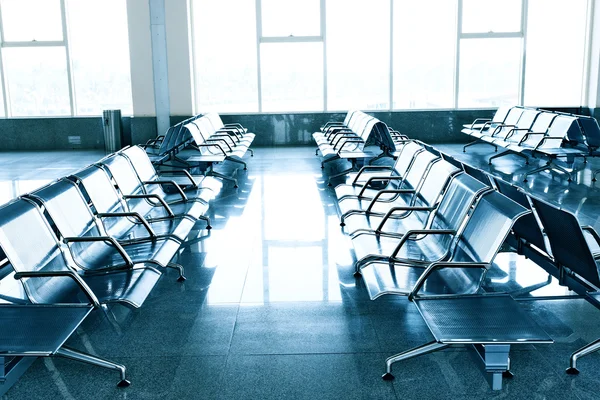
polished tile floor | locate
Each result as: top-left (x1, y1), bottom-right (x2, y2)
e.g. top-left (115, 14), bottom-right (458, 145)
top-left (1, 146), bottom-right (600, 399)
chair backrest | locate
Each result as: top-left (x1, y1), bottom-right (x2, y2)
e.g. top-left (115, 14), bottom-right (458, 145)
top-left (0, 199), bottom-right (77, 304)
top-left (28, 180), bottom-right (101, 239)
top-left (530, 112), bottom-right (557, 133)
top-left (452, 191), bottom-right (529, 264)
top-left (515, 109), bottom-right (540, 130)
top-left (429, 173), bottom-right (489, 238)
top-left (100, 154), bottom-right (144, 197)
top-left (546, 115), bottom-right (581, 143)
top-left (71, 166), bottom-right (126, 216)
top-left (205, 113), bottom-right (224, 131)
top-left (121, 146), bottom-right (159, 183)
top-left (184, 122), bottom-right (206, 146)
top-left (413, 159), bottom-right (461, 210)
top-left (529, 197), bottom-right (600, 287)
top-left (578, 116), bottom-right (600, 149)
top-left (492, 106), bottom-right (512, 123)
top-left (401, 150), bottom-right (439, 192)
top-left (498, 107), bottom-right (525, 129)
top-left (392, 141), bottom-right (424, 177)
top-left (462, 163), bottom-right (492, 186)
top-left (493, 178), bottom-right (546, 251)
top-left (344, 110), bottom-right (358, 126)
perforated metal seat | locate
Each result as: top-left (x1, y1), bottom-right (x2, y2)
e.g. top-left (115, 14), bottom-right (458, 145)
top-left (342, 159), bottom-right (461, 236)
top-left (0, 199), bottom-right (161, 309)
top-left (27, 180), bottom-right (187, 280)
top-left (0, 304), bottom-right (131, 387)
top-left (351, 173), bottom-right (488, 270)
top-left (102, 154), bottom-right (211, 225)
top-left (122, 145), bottom-right (222, 196)
top-left (338, 151), bottom-right (439, 222)
top-left (71, 166), bottom-right (196, 243)
top-left (334, 141), bottom-right (424, 200)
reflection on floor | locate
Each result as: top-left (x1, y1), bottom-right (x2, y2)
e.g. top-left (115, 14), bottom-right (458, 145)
top-left (1, 146), bottom-right (600, 400)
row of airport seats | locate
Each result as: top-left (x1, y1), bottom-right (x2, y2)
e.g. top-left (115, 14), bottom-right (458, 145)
top-left (332, 138), bottom-right (600, 390)
top-left (0, 145), bottom-right (226, 389)
top-left (462, 106), bottom-right (600, 182)
top-left (143, 113), bottom-right (254, 188)
top-left (313, 110), bottom-right (408, 176)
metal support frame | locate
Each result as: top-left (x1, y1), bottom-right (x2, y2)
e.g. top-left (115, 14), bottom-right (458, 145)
top-left (0, 356), bottom-right (37, 396)
top-left (522, 159), bottom-right (573, 183)
top-left (472, 344), bottom-right (512, 391)
top-left (56, 347), bottom-right (130, 387)
top-left (463, 140), bottom-right (497, 153)
top-left (488, 150), bottom-right (529, 165)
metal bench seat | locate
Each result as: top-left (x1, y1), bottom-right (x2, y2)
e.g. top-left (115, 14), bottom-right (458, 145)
top-left (526, 196), bottom-right (600, 374)
top-left (317, 110), bottom-right (358, 135)
top-left (489, 111), bottom-right (557, 165)
top-left (26, 181), bottom-right (187, 281)
top-left (0, 304), bottom-right (131, 387)
top-left (386, 294), bottom-right (552, 390)
top-left (463, 107), bottom-right (525, 152)
top-left (373, 192), bottom-right (535, 390)
top-left (101, 155), bottom-right (211, 226)
top-left (341, 159), bottom-right (461, 236)
top-left (351, 174), bottom-right (488, 270)
top-left (106, 152), bottom-right (214, 206)
top-left (0, 199), bottom-right (161, 309)
top-left (334, 141), bottom-right (424, 201)
top-left (123, 145), bottom-right (223, 195)
top-left (462, 106), bottom-right (511, 132)
top-left (338, 151), bottom-right (439, 224)
top-left (70, 166), bottom-right (196, 244)
top-left (121, 146), bottom-right (221, 204)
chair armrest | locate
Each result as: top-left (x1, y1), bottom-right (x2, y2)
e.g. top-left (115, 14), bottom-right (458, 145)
top-left (143, 180), bottom-right (188, 202)
top-left (337, 139), bottom-right (364, 152)
top-left (197, 143), bottom-right (227, 156)
top-left (359, 176), bottom-right (404, 196)
top-left (352, 166), bottom-right (393, 184)
top-left (207, 137), bottom-right (233, 152)
top-left (375, 206), bottom-right (436, 233)
top-left (123, 194), bottom-right (175, 218)
top-left (408, 261), bottom-right (489, 301)
top-left (14, 271), bottom-right (101, 307)
top-left (63, 236), bottom-right (134, 268)
top-left (160, 169), bottom-right (198, 188)
top-left (518, 132), bottom-right (546, 146)
top-left (96, 212), bottom-right (156, 238)
top-left (391, 229), bottom-right (456, 258)
top-left (534, 136), bottom-right (565, 150)
top-left (469, 118), bottom-right (491, 129)
top-left (365, 189), bottom-right (416, 212)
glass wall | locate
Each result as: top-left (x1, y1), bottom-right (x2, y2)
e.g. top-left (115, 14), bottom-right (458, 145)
top-left (191, 0), bottom-right (592, 113)
top-left (0, 0), bottom-right (133, 117)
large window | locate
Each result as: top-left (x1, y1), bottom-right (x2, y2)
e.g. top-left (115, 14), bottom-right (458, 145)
top-left (191, 0), bottom-right (592, 113)
top-left (0, 0), bottom-right (133, 117)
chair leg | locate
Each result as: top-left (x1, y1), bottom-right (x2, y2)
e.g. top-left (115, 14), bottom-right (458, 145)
top-left (56, 347), bottom-right (130, 387)
top-left (593, 169), bottom-right (600, 182)
top-left (248, 149), bottom-right (254, 157)
top-left (167, 262), bottom-right (186, 282)
top-left (198, 214), bottom-right (212, 230)
top-left (566, 338), bottom-right (600, 375)
top-left (382, 341), bottom-right (449, 380)
top-left (225, 156), bottom-right (247, 171)
top-left (488, 150), bottom-right (529, 165)
top-left (208, 170), bottom-right (238, 189)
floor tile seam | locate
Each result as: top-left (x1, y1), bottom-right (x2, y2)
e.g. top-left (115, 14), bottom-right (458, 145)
top-left (224, 351), bottom-right (391, 357)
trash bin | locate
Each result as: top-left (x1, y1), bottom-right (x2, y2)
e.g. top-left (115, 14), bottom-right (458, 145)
top-left (102, 109), bottom-right (123, 154)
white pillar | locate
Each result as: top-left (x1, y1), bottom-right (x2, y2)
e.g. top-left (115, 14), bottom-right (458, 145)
top-left (165, 0), bottom-right (194, 116)
top-left (149, 0), bottom-right (171, 136)
top-left (126, 0), bottom-right (156, 117)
